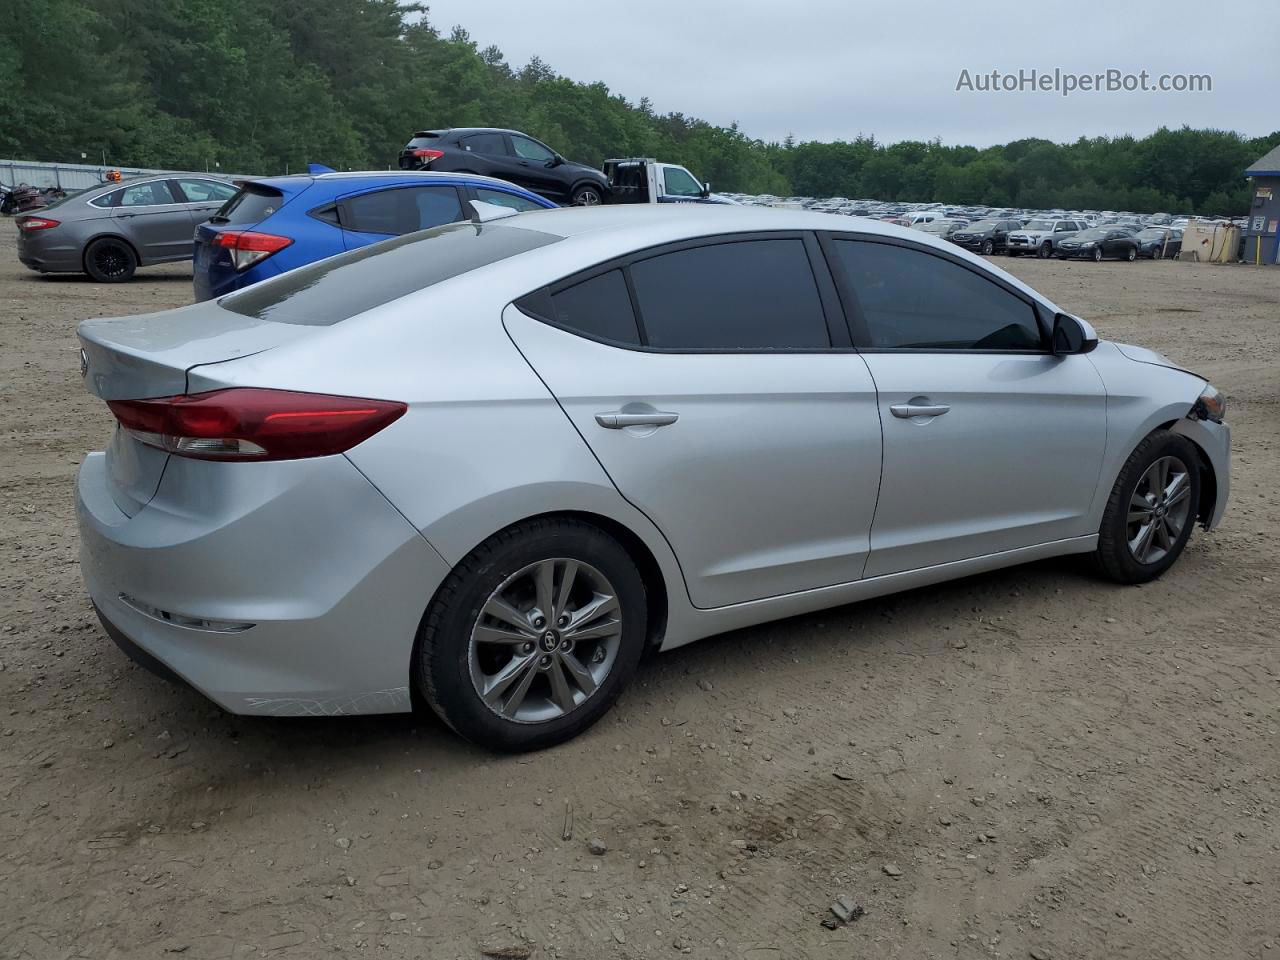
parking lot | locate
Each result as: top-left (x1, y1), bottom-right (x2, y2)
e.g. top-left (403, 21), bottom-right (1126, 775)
top-left (0, 217), bottom-right (1277, 959)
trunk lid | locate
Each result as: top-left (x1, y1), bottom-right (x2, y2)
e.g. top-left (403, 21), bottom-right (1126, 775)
top-left (78, 300), bottom-right (314, 515)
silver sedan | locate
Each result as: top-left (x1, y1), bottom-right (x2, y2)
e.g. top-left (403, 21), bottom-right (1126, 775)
top-left (76, 206), bottom-right (1230, 750)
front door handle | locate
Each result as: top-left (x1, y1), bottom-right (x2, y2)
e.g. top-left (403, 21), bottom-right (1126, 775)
top-left (889, 403), bottom-right (951, 419)
top-left (595, 411), bottom-right (679, 429)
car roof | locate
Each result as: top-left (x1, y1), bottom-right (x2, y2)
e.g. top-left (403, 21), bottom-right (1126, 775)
top-left (246, 169), bottom-right (550, 197)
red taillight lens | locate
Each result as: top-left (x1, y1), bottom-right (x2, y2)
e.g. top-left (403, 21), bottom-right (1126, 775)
top-left (17, 217), bottom-right (59, 231)
top-left (107, 388), bottom-right (407, 461)
top-left (411, 149), bottom-right (444, 164)
top-left (212, 230), bottom-right (292, 271)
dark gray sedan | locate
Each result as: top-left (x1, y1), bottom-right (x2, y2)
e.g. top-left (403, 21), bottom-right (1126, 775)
top-left (15, 174), bottom-right (237, 282)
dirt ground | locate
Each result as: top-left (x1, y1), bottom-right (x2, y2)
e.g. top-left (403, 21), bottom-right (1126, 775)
top-left (0, 219), bottom-right (1277, 960)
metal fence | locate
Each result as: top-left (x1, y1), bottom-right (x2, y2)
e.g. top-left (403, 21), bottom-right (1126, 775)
top-left (0, 158), bottom-right (251, 190)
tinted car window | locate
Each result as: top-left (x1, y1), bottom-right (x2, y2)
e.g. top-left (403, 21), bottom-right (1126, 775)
top-left (213, 184), bottom-right (284, 225)
top-left (222, 222), bottom-right (560, 326)
top-left (173, 178), bottom-right (237, 203)
top-left (343, 186), bottom-right (465, 236)
top-left (474, 188), bottom-right (545, 212)
top-left (511, 136), bottom-right (555, 162)
top-left (120, 181), bottom-right (175, 206)
top-left (833, 239), bottom-right (1043, 351)
top-left (550, 270), bottom-right (641, 345)
top-left (462, 133), bottom-right (508, 155)
top-left (630, 239), bottom-right (829, 350)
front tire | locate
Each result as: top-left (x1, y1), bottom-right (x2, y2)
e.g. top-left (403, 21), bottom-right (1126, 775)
top-left (570, 184), bottom-right (603, 206)
top-left (84, 237), bottom-right (137, 282)
top-left (1092, 247), bottom-right (1104, 262)
top-left (1038, 241), bottom-right (1053, 259)
top-left (981, 239), bottom-right (994, 255)
top-left (415, 518), bottom-right (646, 752)
top-left (1126, 246), bottom-right (1137, 262)
top-left (1094, 430), bottom-right (1201, 584)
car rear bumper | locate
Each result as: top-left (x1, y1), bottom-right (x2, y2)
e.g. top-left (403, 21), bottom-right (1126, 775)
top-left (76, 449), bottom-right (450, 715)
top-left (16, 233), bottom-right (82, 273)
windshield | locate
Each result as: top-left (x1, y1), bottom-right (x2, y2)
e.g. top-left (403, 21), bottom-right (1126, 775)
top-left (1022, 219), bottom-right (1053, 231)
top-left (1073, 228), bottom-right (1109, 240)
top-left (966, 220), bottom-right (999, 230)
top-left (1137, 228), bottom-right (1167, 239)
top-left (221, 221), bottom-right (561, 325)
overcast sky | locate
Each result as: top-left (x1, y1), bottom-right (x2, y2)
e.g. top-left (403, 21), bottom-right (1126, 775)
top-left (421, 1), bottom-right (1275, 147)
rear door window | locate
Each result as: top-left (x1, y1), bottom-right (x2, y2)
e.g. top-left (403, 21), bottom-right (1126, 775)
top-left (629, 239), bottom-right (830, 349)
top-left (462, 133), bottom-right (509, 156)
top-left (831, 239), bottom-right (1043, 351)
top-left (342, 186), bottom-right (465, 236)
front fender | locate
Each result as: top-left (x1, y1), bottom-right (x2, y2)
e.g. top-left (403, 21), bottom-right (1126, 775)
top-left (1170, 417), bottom-right (1230, 529)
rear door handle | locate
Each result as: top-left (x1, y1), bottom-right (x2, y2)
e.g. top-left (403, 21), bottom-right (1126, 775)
top-left (595, 411), bottom-right (679, 429)
top-left (890, 403), bottom-right (951, 419)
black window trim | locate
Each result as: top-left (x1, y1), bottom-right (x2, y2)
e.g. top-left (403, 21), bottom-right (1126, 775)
top-left (334, 183), bottom-right (469, 237)
top-left (514, 230), bottom-right (855, 354)
top-left (816, 231), bottom-right (1053, 354)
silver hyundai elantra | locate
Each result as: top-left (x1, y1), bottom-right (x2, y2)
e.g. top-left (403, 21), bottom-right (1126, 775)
top-left (76, 205), bottom-right (1230, 751)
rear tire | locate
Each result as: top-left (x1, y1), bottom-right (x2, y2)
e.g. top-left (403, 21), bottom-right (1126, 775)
top-left (1094, 430), bottom-right (1201, 584)
top-left (84, 237), bottom-right (137, 282)
top-left (415, 518), bottom-right (646, 752)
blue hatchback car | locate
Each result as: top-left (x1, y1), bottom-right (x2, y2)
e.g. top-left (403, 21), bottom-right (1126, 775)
top-left (192, 171), bottom-right (555, 301)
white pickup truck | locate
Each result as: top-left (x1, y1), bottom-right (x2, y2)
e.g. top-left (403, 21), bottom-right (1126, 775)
top-left (602, 158), bottom-right (735, 205)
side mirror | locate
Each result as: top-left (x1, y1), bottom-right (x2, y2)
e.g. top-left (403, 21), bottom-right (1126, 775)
top-left (548, 154), bottom-right (564, 168)
top-left (700, 182), bottom-right (711, 198)
top-left (1052, 312), bottom-right (1099, 355)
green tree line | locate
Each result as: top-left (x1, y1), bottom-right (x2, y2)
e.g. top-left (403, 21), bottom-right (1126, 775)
top-left (2, 0), bottom-right (1275, 215)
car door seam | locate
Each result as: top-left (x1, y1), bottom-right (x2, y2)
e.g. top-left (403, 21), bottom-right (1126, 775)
top-left (857, 354), bottom-right (887, 580)
top-left (499, 311), bottom-right (699, 607)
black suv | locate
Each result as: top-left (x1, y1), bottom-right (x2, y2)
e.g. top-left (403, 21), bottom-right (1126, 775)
top-left (948, 218), bottom-right (1023, 255)
top-left (398, 128), bottom-right (609, 206)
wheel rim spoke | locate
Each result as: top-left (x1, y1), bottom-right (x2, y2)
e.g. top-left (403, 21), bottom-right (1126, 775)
top-left (552, 560), bottom-right (578, 621)
top-left (564, 617), bottom-right (621, 642)
top-left (559, 650), bottom-right (598, 696)
top-left (483, 653), bottom-right (537, 707)
top-left (500, 658), bottom-right (540, 717)
top-left (566, 593), bottom-right (619, 633)
top-left (473, 623), bottom-right (535, 645)
top-left (533, 560), bottom-right (555, 624)
top-left (546, 656), bottom-right (576, 714)
top-left (483, 596), bottom-right (533, 634)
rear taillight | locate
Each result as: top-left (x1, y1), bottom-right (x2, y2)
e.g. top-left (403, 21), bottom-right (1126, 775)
top-left (107, 388), bottom-right (407, 461)
top-left (17, 217), bottom-right (59, 231)
top-left (213, 230), bottom-right (292, 271)
top-left (411, 149), bottom-right (444, 164)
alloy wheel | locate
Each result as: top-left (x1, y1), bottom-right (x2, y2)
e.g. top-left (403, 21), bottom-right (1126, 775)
top-left (93, 243), bottom-right (129, 279)
top-left (468, 558), bottom-right (622, 723)
top-left (574, 188), bottom-right (601, 206)
top-left (1127, 455), bottom-right (1192, 565)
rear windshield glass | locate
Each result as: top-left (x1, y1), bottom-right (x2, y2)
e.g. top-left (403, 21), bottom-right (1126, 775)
top-left (212, 184), bottom-right (284, 225)
top-left (220, 221), bottom-right (560, 325)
